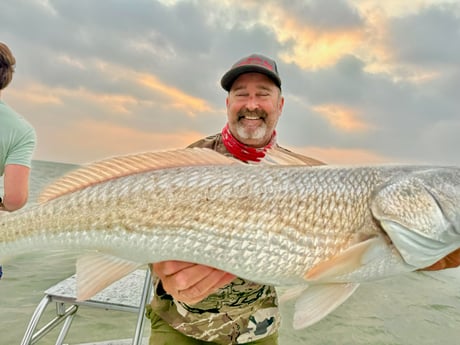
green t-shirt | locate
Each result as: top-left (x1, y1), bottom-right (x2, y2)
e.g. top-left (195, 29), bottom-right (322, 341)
top-left (0, 100), bottom-right (36, 176)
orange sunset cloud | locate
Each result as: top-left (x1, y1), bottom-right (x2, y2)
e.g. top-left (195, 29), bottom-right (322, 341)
top-left (312, 104), bottom-right (373, 132)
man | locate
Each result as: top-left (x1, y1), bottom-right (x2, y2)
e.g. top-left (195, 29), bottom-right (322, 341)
top-left (0, 42), bottom-right (37, 279)
top-left (146, 53), bottom-right (322, 345)
top-left (147, 53), bottom-right (460, 345)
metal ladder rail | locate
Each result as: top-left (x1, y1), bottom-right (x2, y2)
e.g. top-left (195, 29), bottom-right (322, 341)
top-left (132, 268), bottom-right (152, 345)
top-left (20, 296), bottom-right (79, 345)
top-left (19, 269), bottom-right (153, 345)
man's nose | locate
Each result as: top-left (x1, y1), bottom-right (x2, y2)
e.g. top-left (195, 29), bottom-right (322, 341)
top-left (245, 96), bottom-right (259, 110)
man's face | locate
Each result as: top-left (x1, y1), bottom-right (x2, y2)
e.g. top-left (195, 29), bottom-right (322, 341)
top-left (226, 73), bottom-right (284, 147)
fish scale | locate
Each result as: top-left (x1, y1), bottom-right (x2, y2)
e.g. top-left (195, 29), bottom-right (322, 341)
top-left (1, 149), bottom-right (460, 328)
top-left (0, 165), bottom-right (420, 274)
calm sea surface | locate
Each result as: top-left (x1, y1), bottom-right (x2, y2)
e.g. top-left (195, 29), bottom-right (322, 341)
top-left (1, 160), bottom-right (459, 345)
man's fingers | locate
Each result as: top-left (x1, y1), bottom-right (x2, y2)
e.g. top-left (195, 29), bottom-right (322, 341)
top-left (444, 248), bottom-right (460, 268)
top-left (153, 260), bottom-right (196, 277)
top-left (166, 264), bottom-right (215, 291)
top-left (152, 260), bottom-right (237, 304)
top-left (212, 273), bottom-right (237, 290)
top-left (421, 248), bottom-right (460, 271)
top-left (179, 270), bottom-right (235, 302)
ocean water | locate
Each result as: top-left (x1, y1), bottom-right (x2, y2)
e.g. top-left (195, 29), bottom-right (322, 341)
top-left (1, 160), bottom-right (460, 345)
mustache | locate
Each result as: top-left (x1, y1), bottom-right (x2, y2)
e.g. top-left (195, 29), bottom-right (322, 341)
top-left (237, 108), bottom-right (267, 119)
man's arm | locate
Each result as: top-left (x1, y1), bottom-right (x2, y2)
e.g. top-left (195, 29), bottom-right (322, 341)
top-left (1, 164), bottom-right (30, 211)
top-left (152, 261), bottom-right (236, 305)
top-left (151, 136), bottom-right (237, 304)
top-left (421, 248), bottom-right (460, 271)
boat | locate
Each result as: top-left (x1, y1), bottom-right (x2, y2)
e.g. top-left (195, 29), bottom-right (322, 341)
top-left (20, 269), bottom-right (152, 345)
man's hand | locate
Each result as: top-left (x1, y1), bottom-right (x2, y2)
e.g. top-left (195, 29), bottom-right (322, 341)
top-left (421, 248), bottom-right (460, 271)
top-left (152, 261), bottom-right (236, 305)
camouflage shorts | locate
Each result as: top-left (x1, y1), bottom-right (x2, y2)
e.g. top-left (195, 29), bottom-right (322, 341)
top-left (146, 304), bottom-right (278, 345)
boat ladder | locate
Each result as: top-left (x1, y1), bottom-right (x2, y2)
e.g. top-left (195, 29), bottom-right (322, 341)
top-left (20, 269), bottom-right (152, 345)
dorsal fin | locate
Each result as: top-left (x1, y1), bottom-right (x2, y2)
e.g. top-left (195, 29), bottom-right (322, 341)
top-left (262, 148), bottom-right (318, 165)
top-left (38, 148), bottom-right (239, 203)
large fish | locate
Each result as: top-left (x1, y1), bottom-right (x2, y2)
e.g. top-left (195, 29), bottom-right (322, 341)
top-left (1, 148), bottom-right (460, 329)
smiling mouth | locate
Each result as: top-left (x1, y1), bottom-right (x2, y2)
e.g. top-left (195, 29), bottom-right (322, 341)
top-left (239, 115), bottom-right (263, 120)
top-left (238, 109), bottom-right (267, 121)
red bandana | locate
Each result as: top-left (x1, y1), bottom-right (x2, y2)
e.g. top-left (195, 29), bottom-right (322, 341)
top-left (221, 123), bottom-right (276, 162)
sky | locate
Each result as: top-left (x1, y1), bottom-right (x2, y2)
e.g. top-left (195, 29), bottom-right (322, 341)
top-left (1, 0), bottom-right (459, 166)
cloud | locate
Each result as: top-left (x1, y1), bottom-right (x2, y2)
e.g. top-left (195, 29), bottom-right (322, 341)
top-left (291, 145), bottom-right (394, 165)
top-left (138, 74), bottom-right (213, 116)
top-left (385, 4), bottom-right (460, 69)
top-left (311, 104), bottom-right (373, 132)
top-left (32, 118), bottom-right (203, 164)
top-left (1, 0), bottom-right (459, 166)
top-left (231, 0), bottom-right (367, 69)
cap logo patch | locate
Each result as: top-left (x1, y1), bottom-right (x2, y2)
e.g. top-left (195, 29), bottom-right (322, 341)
top-left (236, 56), bottom-right (274, 71)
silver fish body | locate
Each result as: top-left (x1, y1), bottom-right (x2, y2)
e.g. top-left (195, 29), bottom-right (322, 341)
top-left (1, 149), bottom-right (460, 328)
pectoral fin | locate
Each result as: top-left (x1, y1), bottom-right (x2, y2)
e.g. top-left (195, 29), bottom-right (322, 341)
top-left (76, 253), bottom-right (142, 301)
top-left (293, 283), bottom-right (359, 329)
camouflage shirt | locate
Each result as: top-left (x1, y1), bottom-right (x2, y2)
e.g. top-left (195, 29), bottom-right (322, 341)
top-left (150, 133), bottom-right (324, 344)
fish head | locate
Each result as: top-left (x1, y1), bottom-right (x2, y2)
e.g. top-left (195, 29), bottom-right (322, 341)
top-left (371, 167), bottom-right (460, 268)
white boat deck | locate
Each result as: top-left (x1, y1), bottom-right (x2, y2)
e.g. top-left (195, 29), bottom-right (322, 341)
top-left (44, 270), bottom-right (148, 312)
top-left (21, 269), bottom-right (153, 345)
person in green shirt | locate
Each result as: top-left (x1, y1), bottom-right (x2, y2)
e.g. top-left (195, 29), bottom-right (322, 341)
top-left (0, 42), bottom-right (36, 278)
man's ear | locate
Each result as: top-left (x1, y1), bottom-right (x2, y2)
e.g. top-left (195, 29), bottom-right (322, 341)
top-left (278, 95), bottom-right (285, 113)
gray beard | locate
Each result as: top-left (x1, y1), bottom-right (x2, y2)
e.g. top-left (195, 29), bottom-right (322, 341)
top-left (235, 122), bottom-right (267, 141)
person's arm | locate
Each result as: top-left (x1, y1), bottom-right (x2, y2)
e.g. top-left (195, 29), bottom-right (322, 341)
top-left (152, 261), bottom-right (236, 305)
top-left (421, 248), bottom-right (460, 271)
top-left (150, 136), bottom-right (236, 304)
top-left (1, 164), bottom-right (30, 211)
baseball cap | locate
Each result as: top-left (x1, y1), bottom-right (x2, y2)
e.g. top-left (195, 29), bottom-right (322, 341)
top-left (220, 54), bottom-right (281, 91)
